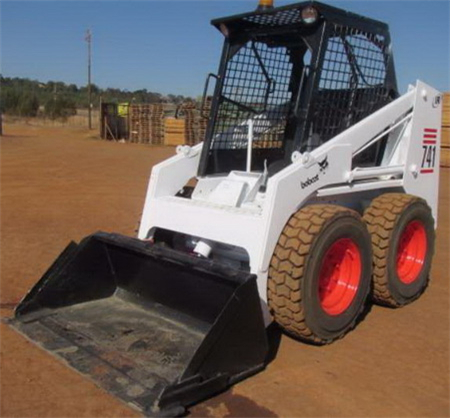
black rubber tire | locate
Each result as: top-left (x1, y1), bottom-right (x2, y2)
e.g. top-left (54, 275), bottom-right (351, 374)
top-left (363, 193), bottom-right (435, 308)
top-left (267, 205), bottom-right (372, 345)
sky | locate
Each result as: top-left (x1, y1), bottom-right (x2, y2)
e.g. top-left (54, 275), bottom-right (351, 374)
top-left (1, 0), bottom-right (449, 97)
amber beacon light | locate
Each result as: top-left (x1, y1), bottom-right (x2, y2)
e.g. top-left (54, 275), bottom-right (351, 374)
top-left (257, 0), bottom-right (274, 10)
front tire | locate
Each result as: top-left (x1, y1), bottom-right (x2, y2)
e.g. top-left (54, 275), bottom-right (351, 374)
top-left (268, 205), bottom-right (372, 345)
top-left (363, 193), bottom-right (435, 307)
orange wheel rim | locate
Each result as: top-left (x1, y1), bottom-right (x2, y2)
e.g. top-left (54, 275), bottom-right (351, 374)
top-left (318, 238), bottom-right (361, 316)
top-left (396, 220), bottom-right (427, 284)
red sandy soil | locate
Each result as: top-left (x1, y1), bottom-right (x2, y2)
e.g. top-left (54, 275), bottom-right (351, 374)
top-left (1, 123), bottom-right (449, 417)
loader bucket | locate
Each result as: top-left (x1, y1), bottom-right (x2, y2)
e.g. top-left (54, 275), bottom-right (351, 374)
top-left (8, 232), bottom-right (269, 416)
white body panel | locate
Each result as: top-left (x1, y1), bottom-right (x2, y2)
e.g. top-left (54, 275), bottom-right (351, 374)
top-left (138, 81), bottom-right (442, 304)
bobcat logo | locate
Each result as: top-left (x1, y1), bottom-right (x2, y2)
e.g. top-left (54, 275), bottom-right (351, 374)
top-left (301, 156), bottom-right (329, 189)
top-left (318, 156), bottom-right (329, 173)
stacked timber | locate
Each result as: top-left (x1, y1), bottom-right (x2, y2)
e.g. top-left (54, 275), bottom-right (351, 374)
top-left (182, 101), bottom-right (198, 146)
top-left (174, 100), bottom-right (211, 146)
top-left (441, 93), bottom-right (450, 167)
top-left (150, 104), bottom-right (165, 145)
top-left (161, 100), bottom-right (211, 146)
top-left (198, 97), bottom-right (212, 143)
top-left (129, 104), bottom-right (151, 143)
top-left (129, 104), bottom-right (165, 144)
top-left (165, 118), bottom-right (185, 146)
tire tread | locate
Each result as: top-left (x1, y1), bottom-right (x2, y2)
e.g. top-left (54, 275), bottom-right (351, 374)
top-left (363, 193), bottom-right (431, 307)
top-left (268, 205), bottom-right (364, 344)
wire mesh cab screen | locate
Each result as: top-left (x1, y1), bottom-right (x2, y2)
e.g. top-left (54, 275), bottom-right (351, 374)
top-left (306, 24), bottom-right (391, 159)
top-left (200, 1), bottom-right (397, 176)
top-left (205, 40), bottom-right (294, 175)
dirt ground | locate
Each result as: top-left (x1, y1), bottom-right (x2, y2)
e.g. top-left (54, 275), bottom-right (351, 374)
top-left (1, 123), bottom-right (449, 418)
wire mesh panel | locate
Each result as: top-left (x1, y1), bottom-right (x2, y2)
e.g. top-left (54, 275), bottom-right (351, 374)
top-left (200, 3), bottom-right (398, 175)
top-left (242, 8), bottom-right (303, 28)
top-left (211, 41), bottom-right (293, 153)
top-left (306, 24), bottom-right (390, 151)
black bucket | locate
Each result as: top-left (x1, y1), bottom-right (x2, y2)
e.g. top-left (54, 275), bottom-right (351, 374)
top-left (8, 232), bottom-right (269, 416)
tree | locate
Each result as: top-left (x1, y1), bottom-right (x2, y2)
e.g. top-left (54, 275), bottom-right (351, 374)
top-left (44, 97), bottom-right (77, 120)
top-left (1, 89), bottom-right (20, 114)
top-left (0, 89), bottom-right (39, 117)
top-left (67, 84), bottom-right (78, 93)
top-left (18, 93), bottom-right (39, 117)
top-left (0, 75), bottom-right (190, 112)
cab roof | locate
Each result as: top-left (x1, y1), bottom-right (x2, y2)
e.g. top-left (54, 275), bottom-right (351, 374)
top-left (211, 1), bottom-right (389, 37)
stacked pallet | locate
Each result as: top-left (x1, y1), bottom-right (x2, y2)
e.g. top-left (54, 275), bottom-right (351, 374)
top-left (441, 93), bottom-right (450, 167)
top-left (150, 104), bottom-right (165, 145)
top-left (182, 101), bottom-right (198, 146)
top-left (198, 97), bottom-right (212, 143)
top-left (165, 118), bottom-right (185, 146)
top-left (129, 104), bottom-right (165, 144)
top-left (129, 104), bottom-right (151, 143)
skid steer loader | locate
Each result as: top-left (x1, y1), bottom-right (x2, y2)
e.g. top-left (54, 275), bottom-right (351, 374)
top-left (8, 0), bottom-right (442, 416)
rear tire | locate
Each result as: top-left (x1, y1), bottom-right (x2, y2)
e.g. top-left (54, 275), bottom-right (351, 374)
top-left (363, 193), bottom-right (435, 307)
top-left (268, 205), bottom-right (372, 345)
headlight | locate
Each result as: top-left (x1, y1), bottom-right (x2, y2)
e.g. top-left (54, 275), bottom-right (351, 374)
top-left (219, 23), bottom-right (230, 37)
top-left (301, 6), bottom-right (319, 24)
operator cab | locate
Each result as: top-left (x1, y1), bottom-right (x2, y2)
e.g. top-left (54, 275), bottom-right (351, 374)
top-left (199, 1), bottom-right (398, 177)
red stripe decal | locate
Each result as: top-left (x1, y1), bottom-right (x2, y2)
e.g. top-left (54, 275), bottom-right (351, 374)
top-left (424, 128), bottom-right (438, 133)
top-left (420, 169), bottom-right (434, 174)
top-left (423, 140), bottom-right (437, 145)
top-left (423, 134), bottom-right (437, 139)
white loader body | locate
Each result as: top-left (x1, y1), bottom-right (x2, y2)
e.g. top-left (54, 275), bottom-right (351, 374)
top-left (11, 3), bottom-right (444, 414)
top-left (139, 80), bottom-right (442, 304)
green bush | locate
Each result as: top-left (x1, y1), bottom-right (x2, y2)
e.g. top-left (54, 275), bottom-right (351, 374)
top-left (18, 93), bottom-right (39, 117)
top-left (1, 89), bottom-right (20, 113)
top-left (0, 90), bottom-right (39, 117)
top-left (44, 97), bottom-right (77, 120)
